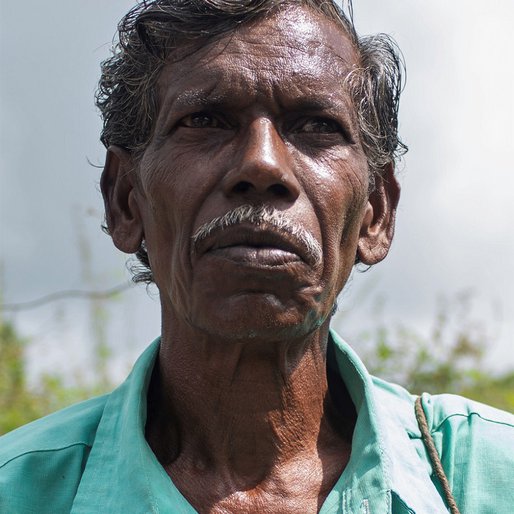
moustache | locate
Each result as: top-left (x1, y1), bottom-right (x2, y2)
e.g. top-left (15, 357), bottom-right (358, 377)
top-left (191, 204), bottom-right (322, 267)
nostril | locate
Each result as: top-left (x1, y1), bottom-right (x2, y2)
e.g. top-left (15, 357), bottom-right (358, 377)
top-left (228, 180), bottom-right (293, 199)
top-left (268, 183), bottom-right (289, 197)
top-left (233, 181), bottom-right (252, 194)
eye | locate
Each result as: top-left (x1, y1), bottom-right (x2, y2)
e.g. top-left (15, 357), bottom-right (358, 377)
top-left (178, 112), bottom-right (226, 129)
top-left (293, 117), bottom-right (341, 134)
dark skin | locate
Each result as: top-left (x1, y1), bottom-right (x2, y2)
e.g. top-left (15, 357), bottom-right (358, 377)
top-left (102, 6), bottom-right (400, 514)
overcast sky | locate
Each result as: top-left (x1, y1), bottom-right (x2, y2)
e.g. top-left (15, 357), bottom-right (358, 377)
top-left (1, 0), bottom-right (513, 382)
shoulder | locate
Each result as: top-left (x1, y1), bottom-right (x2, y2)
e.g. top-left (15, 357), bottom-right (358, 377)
top-left (370, 376), bottom-right (514, 438)
top-left (372, 377), bottom-right (514, 512)
top-left (419, 392), bottom-right (514, 465)
top-left (420, 390), bottom-right (514, 429)
top-left (0, 393), bottom-right (108, 464)
top-left (419, 392), bottom-right (514, 471)
top-left (371, 378), bottom-right (514, 511)
top-left (0, 394), bottom-right (108, 513)
top-left (421, 392), bottom-right (514, 512)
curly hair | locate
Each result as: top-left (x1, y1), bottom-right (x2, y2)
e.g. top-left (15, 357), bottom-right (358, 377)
top-left (97, 0), bottom-right (407, 283)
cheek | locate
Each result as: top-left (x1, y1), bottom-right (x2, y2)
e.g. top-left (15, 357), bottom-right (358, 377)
top-left (137, 165), bottom-right (195, 307)
top-left (312, 165), bottom-right (369, 290)
top-left (326, 162), bottom-right (369, 240)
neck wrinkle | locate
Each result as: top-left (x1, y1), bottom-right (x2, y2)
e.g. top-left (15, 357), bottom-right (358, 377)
top-left (146, 313), bottom-right (349, 486)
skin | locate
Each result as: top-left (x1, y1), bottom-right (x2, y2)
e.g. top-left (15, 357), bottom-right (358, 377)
top-left (102, 6), bottom-right (399, 513)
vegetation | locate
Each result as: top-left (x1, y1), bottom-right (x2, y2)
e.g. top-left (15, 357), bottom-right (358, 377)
top-left (356, 293), bottom-right (514, 412)
top-left (0, 291), bottom-right (512, 435)
top-left (0, 320), bottom-right (112, 435)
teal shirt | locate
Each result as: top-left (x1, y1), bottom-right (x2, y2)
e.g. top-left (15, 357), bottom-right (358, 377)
top-left (1, 332), bottom-right (513, 513)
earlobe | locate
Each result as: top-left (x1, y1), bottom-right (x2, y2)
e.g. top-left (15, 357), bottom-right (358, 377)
top-left (101, 146), bottom-right (144, 254)
top-left (357, 163), bottom-right (400, 265)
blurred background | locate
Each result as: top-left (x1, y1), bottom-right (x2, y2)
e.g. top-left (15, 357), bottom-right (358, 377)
top-left (1, 0), bottom-right (513, 432)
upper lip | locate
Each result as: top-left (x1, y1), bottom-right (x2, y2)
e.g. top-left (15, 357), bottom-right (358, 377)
top-left (193, 224), bottom-right (311, 264)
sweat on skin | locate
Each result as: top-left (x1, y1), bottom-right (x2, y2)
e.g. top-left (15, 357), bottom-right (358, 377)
top-left (101, 6), bottom-right (399, 513)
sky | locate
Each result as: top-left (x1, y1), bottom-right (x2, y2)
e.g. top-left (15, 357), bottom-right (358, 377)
top-left (1, 0), bottom-right (513, 383)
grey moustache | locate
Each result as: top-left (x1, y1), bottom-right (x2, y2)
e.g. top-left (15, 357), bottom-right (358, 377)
top-left (191, 204), bottom-right (322, 266)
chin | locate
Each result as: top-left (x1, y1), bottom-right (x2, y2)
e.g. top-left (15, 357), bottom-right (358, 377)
top-left (190, 290), bottom-right (329, 342)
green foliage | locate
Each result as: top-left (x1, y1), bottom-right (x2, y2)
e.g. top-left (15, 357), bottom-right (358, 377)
top-left (0, 213), bottom-right (120, 435)
top-left (0, 322), bottom-right (39, 433)
top-left (1, 291), bottom-right (512, 436)
top-left (357, 293), bottom-right (514, 412)
top-left (0, 320), bottom-right (112, 436)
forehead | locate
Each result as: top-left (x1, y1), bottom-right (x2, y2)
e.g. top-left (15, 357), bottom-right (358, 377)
top-left (155, 6), bottom-right (360, 113)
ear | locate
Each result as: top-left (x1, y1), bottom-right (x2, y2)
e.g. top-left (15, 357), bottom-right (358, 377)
top-left (100, 146), bottom-right (144, 254)
top-left (357, 163), bottom-right (401, 265)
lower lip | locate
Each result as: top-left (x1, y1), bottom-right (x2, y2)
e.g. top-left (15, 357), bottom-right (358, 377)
top-left (208, 246), bottom-right (301, 266)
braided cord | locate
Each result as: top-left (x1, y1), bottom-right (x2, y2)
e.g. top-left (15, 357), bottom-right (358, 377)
top-left (415, 396), bottom-right (461, 514)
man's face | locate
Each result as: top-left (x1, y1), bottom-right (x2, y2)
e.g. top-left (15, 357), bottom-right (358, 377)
top-left (107, 7), bottom-right (397, 341)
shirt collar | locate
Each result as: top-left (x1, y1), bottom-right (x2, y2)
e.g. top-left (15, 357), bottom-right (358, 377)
top-left (328, 331), bottom-right (448, 514)
top-left (71, 338), bottom-right (193, 513)
top-left (72, 333), bottom-right (448, 514)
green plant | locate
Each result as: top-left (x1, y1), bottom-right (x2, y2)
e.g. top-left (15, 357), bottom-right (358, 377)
top-left (354, 293), bottom-right (514, 411)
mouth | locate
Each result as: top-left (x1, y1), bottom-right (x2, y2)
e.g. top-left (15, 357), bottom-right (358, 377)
top-left (195, 225), bottom-right (312, 267)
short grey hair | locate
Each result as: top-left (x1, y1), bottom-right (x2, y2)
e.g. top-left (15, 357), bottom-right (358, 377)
top-left (97, 0), bottom-right (407, 283)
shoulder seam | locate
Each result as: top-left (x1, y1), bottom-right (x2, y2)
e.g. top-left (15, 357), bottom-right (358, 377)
top-left (432, 411), bottom-right (514, 432)
top-left (0, 441), bottom-right (92, 471)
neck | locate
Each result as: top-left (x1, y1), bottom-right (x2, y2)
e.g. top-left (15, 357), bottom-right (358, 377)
top-left (145, 311), bottom-right (355, 497)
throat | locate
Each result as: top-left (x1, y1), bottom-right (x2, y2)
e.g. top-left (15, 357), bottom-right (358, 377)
top-left (144, 330), bottom-right (356, 511)
top-left (145, 350), bottom-right (356, 480)
top-left (147, 393), bottom-right (354, 514)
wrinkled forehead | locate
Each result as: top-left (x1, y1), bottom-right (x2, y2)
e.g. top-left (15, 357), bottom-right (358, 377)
top-left (155, 6), bottom-right (360, 108)
top-left (221, 5), bottom-right (360, 64)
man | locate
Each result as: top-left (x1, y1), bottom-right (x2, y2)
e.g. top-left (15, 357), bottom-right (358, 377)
top-left (1, 1), bottom-right (513, 513)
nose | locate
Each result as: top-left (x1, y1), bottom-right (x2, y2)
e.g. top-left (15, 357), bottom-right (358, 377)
top-left (222, 118), bottom-right (301, 203)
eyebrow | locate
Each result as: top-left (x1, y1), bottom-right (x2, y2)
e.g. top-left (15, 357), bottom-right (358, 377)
top-left (279, 97), bottom-right (343, 113)
top-left (166, 87), bottom-right (229, 113)
top-left (168, 89), bottom-right (347, 114)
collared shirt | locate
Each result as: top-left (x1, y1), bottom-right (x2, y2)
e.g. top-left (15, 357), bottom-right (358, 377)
top-left (0, 332), bottom-right (513, 513)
